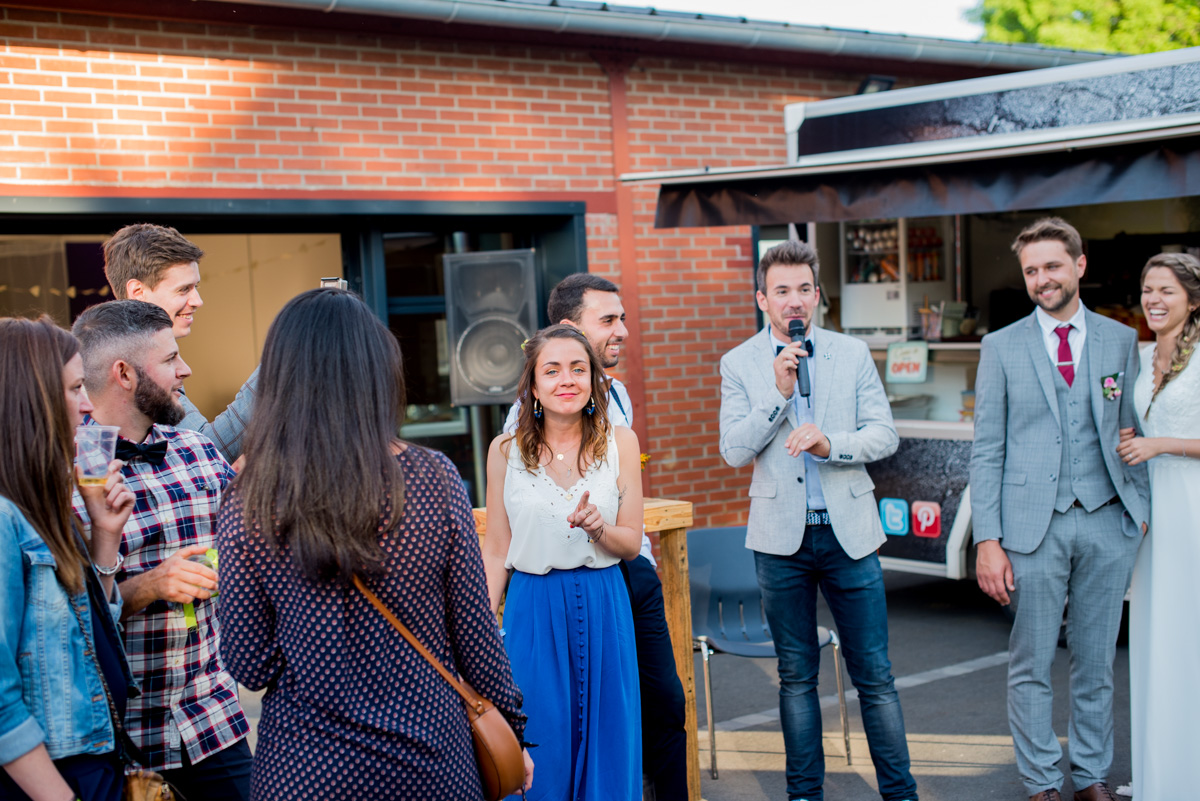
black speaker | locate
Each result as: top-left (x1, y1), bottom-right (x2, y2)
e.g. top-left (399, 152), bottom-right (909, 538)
top-left (443, 249), bottom-right (539, 406)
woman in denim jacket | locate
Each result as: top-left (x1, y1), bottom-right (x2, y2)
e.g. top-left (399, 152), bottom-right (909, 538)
top-left (0, 317), bottom-right (135, 801)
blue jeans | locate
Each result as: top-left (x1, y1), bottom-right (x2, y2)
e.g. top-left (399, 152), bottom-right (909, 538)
top-left (754, 524), bottom-right (917, 801)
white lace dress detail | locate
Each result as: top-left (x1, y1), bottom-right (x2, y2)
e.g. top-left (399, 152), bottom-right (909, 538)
top-left (1129, 344), bottom-right (1200, 801)
top-left (502, 433), bottom-right (621, 574)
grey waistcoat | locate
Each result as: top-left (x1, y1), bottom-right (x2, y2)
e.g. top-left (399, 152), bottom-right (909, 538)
top-left (1053, 344), bottom-right (1119, 513)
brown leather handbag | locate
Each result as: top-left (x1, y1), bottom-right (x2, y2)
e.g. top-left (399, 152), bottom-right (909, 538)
top-left (123, 770), bottom-right (175, 801)
top-left (354, 576), bottom-right (525, 801)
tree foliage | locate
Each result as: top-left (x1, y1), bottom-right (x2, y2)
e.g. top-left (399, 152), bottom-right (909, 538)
top-left (970, 0), bottom-right (1200, 53)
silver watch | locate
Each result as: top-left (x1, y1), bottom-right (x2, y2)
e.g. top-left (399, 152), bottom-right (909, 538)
top-left (93, 551), bottom-right (125, 576)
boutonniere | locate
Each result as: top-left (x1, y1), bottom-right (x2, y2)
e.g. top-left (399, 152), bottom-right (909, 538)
top-left (1101, 372), bottom-right (1123, 401)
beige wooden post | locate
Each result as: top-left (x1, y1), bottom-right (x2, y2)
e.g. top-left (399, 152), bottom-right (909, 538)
top-left (475, 498), bottom-right (700, 801)
top-left (642, 499), bottom-right (699, 801)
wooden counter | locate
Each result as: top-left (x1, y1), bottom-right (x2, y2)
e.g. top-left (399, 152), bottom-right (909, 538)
top-left (474, 498), bottom-right (700, 801)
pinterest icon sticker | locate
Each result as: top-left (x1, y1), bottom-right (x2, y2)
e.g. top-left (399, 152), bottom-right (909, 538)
top-left (911, 501), bottom-right (942, 538)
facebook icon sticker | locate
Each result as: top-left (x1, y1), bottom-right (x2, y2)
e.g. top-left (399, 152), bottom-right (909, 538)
top-left (879, 498), bottom-right (909, 536)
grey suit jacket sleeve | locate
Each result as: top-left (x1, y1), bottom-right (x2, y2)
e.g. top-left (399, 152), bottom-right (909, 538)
top-left (970, 335), bottom-right (1006, 544)
top-left (718, 352), bottom-right (792, 468)
top-left (823, 340), bottom-right (899, 465)
top-left (177, 366), bottom-right (259, 462)
top-left (1117, 331), bottom-right (1151, 527)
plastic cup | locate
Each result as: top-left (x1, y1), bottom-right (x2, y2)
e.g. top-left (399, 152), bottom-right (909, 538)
top-left (75, 425), bottom-right (120, 486)
top-left (187, 549), bottom-right (219, 599)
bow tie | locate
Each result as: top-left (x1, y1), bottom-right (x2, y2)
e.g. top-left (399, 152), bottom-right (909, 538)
top-left (776, 341), bottom-right (814, 356)
top-left (115, 438), bottom-right (169, 466)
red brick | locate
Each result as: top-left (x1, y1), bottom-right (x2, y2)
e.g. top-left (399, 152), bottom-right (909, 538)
top-left (0, 16), bottom-right (959, 528)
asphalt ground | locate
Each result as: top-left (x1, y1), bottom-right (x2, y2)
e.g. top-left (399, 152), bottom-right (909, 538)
top-left (691, 572), bottom-right (1132, 801)
top-left (238, 572), bottom-right (1133, 801)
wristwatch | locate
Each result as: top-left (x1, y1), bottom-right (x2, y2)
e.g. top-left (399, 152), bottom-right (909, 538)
top-left (93, 551), bottom-right (125, 576)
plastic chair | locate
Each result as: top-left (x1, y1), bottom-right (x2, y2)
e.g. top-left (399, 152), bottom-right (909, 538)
top-left (688, 526), bottom-right (851, 779)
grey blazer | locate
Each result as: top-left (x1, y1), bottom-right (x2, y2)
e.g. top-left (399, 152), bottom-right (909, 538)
top-left (719, 326), bottom-right (899, 560)
top-left (970, 309), bottom-right (1150, 554)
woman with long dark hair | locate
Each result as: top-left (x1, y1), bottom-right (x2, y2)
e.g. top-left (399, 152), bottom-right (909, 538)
top-left (216, 288), bottom-right (529, 800)
top-left (1118, 253), bottom-right (1200, 800)
top-left (482, 324), bottom-right (644, 800)
top-left (0, 316), bottom-right (135, 801)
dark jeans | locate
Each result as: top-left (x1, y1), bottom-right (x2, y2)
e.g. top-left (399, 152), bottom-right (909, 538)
top-left (158, 737), bottom-right (252, 801)
top-left (754, 524), bottom-right (917, 801)
top-left (620, 554), bottom-right (689, 801)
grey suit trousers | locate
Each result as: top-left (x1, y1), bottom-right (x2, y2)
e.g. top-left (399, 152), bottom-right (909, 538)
top-left (1006, 502), bottom-right (1139, 795)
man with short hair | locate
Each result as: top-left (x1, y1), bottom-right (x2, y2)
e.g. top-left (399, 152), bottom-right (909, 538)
top-left (719, 240), bottom-right (917, 801)
top-left (971, 217), bottom-right (1150, 801)
top-left (503, 272), bottom-right (688, 801)
top-left (103, 223), bottom-right (257, 461)
top-left (72, 300), bottom-right (252, 800)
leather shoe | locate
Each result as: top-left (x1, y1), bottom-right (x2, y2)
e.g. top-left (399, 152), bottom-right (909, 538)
top-left (1074, 783), bottom-right (1120, 801)
top-left (1030, 790), bottom-right (1062, 801)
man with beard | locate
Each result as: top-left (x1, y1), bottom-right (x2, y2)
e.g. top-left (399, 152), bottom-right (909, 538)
top-left (103, 223), bottom-right (257, 461)
top-left (72, 300), bottom-right (252, 801)
top-left (502, 273), bottom-right (689, 800)
top-left (971, 217), bottom-right (1149, 801)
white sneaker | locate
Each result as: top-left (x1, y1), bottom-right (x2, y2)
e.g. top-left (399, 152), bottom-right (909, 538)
top-left (1115, 784), bottom-right (1133, 798)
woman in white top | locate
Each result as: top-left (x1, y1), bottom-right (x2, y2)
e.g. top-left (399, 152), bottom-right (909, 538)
top-left (1118, 252), bottom-right (1200, 801)
top-left (483, 324), bottom-right (644, 800)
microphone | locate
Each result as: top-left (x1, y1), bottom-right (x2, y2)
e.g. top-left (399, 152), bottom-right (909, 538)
top-left (787, 319), bottom-right (812, 399)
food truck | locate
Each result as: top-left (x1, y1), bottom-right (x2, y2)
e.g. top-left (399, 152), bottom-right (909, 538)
top-left (627, 46), bottom-right (1200, 579)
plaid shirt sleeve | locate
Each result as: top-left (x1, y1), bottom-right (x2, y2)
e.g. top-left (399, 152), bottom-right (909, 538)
top-left (176, 367), bottom-right (259, 463)
top-left (74, 426), bottom-right (247, 770)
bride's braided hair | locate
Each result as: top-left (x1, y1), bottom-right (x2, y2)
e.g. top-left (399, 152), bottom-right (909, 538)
top-left (1143, 252), bottom-right (1200, 418)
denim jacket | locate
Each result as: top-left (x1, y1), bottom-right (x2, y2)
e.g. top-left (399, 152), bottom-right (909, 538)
top-left (0, 495), bottom-right (134, 764)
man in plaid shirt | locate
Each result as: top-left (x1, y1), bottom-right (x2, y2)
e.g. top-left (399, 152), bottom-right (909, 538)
top-left (72, 300), bottom-right (252, 800)
top-left (102, 222), bottom-right (257, 462)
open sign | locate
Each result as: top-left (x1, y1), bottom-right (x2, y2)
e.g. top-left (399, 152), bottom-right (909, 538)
top-left (885, 341), bottom-right (928, 384)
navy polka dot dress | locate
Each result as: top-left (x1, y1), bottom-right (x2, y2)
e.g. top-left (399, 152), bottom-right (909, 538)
top-left (216, 448), bottom-right (525, 801)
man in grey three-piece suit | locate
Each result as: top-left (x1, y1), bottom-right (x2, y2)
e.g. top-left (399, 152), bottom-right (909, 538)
top-left (971, 218), bottom-right (1150, 801)
top-left (719, 240), bottom-right (918, 801)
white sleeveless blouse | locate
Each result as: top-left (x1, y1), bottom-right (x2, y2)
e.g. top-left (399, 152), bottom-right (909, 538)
top-left (502, 433), bottom-right (621, 574)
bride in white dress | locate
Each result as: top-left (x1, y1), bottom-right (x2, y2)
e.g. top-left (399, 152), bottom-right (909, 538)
top-left (1117, 252), bottom-right (1200, 801)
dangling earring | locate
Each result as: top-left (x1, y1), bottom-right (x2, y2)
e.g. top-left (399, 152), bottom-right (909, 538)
top-left (532, 398), bottom-right (543, 420)
top-left (584, 396), bottom-right (595, 415)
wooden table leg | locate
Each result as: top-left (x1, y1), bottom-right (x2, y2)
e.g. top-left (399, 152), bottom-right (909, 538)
top-left (657, 525), bottom-right (700, 801)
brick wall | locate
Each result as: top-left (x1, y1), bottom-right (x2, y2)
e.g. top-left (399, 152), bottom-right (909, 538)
top-left (1, 7), bottom-right (946, 530)
top-left (0, 7), bottom-right (616, 190)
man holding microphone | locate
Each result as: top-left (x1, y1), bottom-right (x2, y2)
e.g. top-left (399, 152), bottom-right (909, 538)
top-left (718, 240), bottom-right (918, 801)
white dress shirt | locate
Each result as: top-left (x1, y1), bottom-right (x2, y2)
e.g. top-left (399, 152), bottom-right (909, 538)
top-left (1035, 303), bottom-right (1088, 369)
top-left (768, 327), bottom-right (828, 511)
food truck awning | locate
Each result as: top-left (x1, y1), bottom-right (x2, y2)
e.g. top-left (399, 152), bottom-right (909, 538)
top-left (623, 47), bottom-right (1200, 227)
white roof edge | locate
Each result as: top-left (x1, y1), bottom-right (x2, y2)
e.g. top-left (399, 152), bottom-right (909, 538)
top-left (206, 0), bottom-right (1108, 71)
top-left (791, 46), bottom-right (1200, 119)
top-left (621, 113), bottom-right (1200, 185)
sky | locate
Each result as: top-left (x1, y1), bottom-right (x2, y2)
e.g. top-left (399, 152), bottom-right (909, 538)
top-left (629, 0), bottom-right (985, 42)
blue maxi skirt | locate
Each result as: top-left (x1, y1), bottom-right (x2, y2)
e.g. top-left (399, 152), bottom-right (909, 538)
top-left (505, 565), bottom-right (642, 800)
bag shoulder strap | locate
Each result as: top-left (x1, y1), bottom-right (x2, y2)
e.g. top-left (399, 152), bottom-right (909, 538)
top-left (352, 575), bottom-right (487, 714)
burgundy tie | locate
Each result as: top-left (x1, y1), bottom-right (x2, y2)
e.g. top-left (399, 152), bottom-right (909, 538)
top-left (1054, 325), bottom-right (1074, 386)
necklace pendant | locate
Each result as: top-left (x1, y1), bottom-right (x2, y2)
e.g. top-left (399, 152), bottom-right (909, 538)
top-left (556, 453), bottom-right (565, 461)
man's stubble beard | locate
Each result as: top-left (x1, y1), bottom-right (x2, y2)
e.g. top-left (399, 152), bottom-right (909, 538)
top-left (1030, 283), bottom-right (1078, 314)
top-left (133, 365), bottom-right (186, 426)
